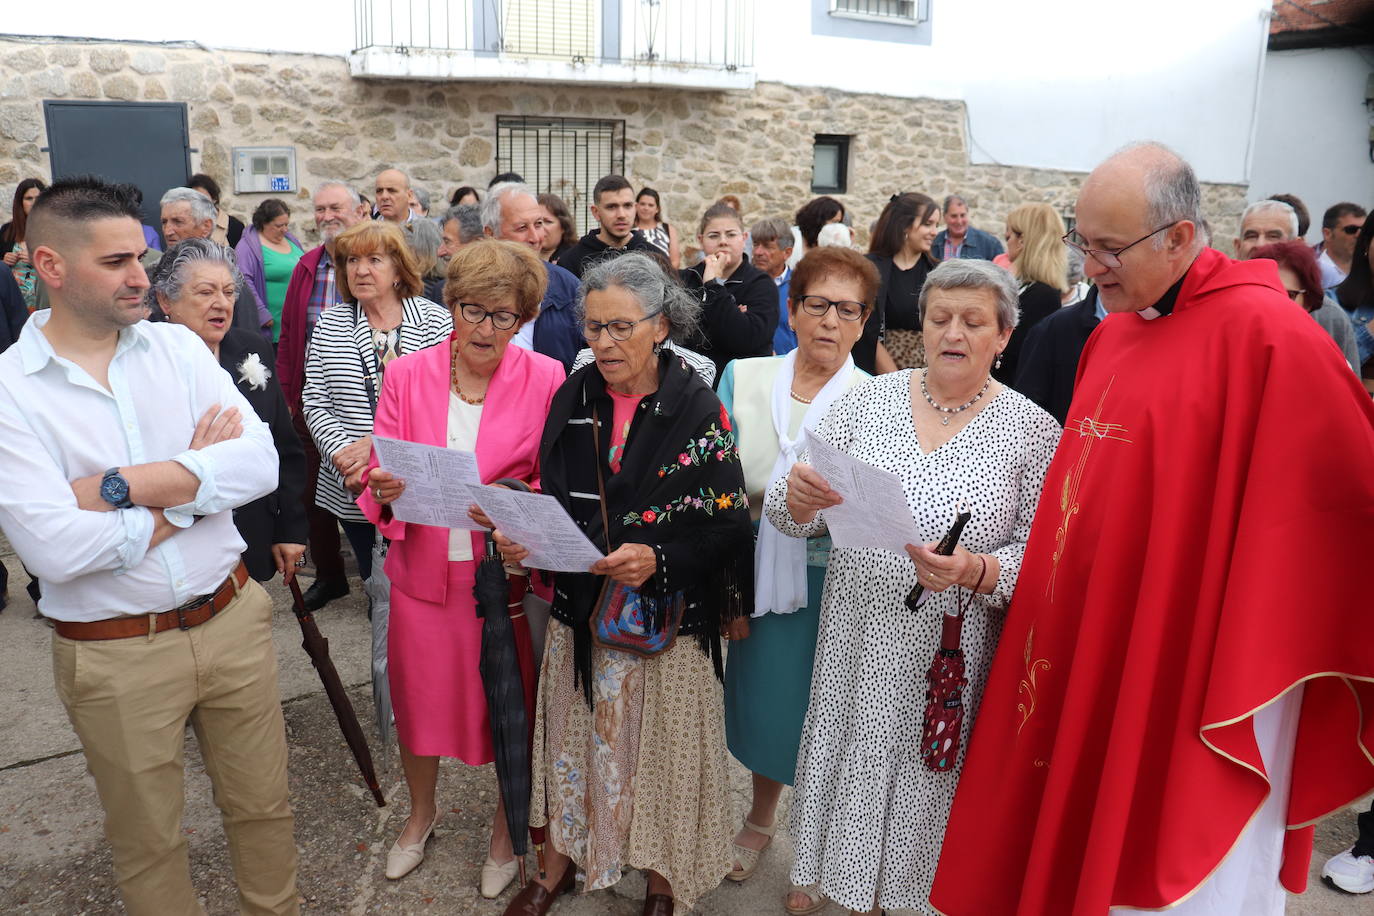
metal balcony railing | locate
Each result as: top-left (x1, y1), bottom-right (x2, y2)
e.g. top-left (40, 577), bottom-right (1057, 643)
top-left (354, 0), bottom-right (754, 72)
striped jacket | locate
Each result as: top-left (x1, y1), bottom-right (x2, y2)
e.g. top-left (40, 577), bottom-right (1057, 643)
top-left (303, 296), bottom-right (452, 519)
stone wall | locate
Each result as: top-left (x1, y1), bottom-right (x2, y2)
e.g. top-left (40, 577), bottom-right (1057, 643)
top-left (0, 37), bottom-right (1246, 251)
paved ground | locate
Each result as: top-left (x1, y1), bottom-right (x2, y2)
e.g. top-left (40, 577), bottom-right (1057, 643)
top-left (1, 546), bottom-right (1370, 915)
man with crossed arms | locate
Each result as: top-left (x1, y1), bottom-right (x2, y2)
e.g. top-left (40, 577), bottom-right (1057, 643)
top-left (0, 176), bottom-right (297, 915)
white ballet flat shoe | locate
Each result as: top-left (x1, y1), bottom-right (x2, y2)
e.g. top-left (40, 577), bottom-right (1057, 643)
top-left (479, 855), bottom-right (520, 898)
top-left (385, 816), bottom-right (438, 880)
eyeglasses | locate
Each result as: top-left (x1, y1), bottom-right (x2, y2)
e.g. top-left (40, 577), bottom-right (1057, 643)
top-left (795, 295), bottom-right (869, 322)
top-left (702, 230), bottom-right (743, 243)
top-left (582, 307), bottom-right (663, 342)
top-left (1339, 224), bottom-right (1363, 236)
top-left (456, 303), bottom-right (521, 331)
top-left (1062, 222), bottom-right (1179, 269)
top-left (1285, 288), bottom-right (1306, 301)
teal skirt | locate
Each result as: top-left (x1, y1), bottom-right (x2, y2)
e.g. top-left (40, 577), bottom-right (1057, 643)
top-left (724, 563), bottom-right (826, 786)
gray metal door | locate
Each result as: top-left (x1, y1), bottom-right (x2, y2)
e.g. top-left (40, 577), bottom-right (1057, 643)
top-left (43, 101), bottom-right (191, 234)
top-left (496, 115), bottom-right (625, 236)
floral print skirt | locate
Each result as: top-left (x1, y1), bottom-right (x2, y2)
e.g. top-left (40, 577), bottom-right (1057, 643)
top-left (530, 620), bottom-right (733, 910)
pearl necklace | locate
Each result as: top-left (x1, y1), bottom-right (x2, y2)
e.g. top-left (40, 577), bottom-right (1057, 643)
top-left (450, 351), bottom-right (486, 405)
top-left (921, 371), bottom-right (991, 425)
top-left (790, 388), bottom-right (813, 404)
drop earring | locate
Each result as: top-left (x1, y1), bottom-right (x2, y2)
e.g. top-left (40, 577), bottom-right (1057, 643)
top-left (994, 353), bottom-right (1003, 370)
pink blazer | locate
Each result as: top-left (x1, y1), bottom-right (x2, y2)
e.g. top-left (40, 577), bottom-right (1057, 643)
top-left (358, 337), bottom-right (566, 605)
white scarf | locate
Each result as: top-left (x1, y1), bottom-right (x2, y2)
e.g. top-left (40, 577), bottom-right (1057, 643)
top-left (753, 350), bottom-right (855, 617)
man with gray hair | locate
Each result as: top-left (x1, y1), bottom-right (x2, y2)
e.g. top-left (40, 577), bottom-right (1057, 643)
top-left (274, 179), bottom-right (368, 611)
top-left (750, 216), bottom-right (796, 353)
top-left (374, 168), bottom-right (413, 224)
top-left (159, 187), bottom-right (269, 336)
top-left (933, 194), bottom-right (1004, 261)
top-left (482, 181), bottom-right (581, 368)
top-left (933, 141), bottom-right (1374, 916)
top-left (409, 186), bottom-right (431, 220)
top-left (438, 204), bottom-right (483, 261)
top-left (1228, 199), bottom-right (1359, 373)
top-left (1233, 198), bottom-right (1297, 261)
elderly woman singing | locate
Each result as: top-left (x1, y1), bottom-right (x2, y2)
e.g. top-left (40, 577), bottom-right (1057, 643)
top-left (359, 240), bottom-right (566, 893)
top-left (764, 259), bottom-right (1061, 916)
top-left (495, 253), bottom-right (753, 916)
top-left (716, 247), bottom-right (876, 914)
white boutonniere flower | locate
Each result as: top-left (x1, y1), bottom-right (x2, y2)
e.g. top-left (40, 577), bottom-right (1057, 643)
top-left (237, 352), bottom-right (271, 391)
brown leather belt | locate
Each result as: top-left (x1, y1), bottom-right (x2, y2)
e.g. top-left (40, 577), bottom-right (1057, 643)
top-left (54, 562), bottom-right (251, 641)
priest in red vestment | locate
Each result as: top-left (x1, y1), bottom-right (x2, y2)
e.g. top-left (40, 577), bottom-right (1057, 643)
top-left (930, 142), bottom-right (1374, 915)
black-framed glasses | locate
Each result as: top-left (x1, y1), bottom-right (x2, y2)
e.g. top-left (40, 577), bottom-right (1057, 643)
top-left (1062, 222), bottom-right (1179, 269)
top-left (582, 307), bottom-right (663, 342)
top-left (1339, 223), bottom-right (1364, 236)
top-left (456, 302), bottom-right (521, 330)
top-left (795, 295), bottom-right (869, 322)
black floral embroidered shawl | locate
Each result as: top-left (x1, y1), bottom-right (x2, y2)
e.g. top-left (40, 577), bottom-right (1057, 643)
top-left (539, 350), bottom-right (754, 701)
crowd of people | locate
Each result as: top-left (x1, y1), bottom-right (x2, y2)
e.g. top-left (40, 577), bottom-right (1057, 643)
top-left (0, 141), bottom-right (1371, 916)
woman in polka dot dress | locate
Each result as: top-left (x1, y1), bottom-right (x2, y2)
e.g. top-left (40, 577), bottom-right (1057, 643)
top-left (764, 259), bottom-right (1060, 915)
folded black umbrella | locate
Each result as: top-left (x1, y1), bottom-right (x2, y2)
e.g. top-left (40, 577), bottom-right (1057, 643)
top-left (474, 531), bottom-right (539, 883)
top-left (288, 576), bottom-right (386, 807)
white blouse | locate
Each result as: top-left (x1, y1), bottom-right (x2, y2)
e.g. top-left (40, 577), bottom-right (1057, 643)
top-left (446, 392), bottom-right (483, 562)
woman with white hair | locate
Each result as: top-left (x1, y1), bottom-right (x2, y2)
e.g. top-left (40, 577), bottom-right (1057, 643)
top-left (765, 259), bottom-right (1061, 916)
top-left (496, 252), bottom-right (753, 916)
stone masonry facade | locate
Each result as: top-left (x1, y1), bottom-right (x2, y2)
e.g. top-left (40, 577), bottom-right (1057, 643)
top-left (0, 37), bottom-right (1247, 251)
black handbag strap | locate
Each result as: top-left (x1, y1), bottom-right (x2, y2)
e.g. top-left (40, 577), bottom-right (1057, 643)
top-left (590, 405), bottom-right (613, 555)
top-left (356, 305), bottom-right (380, 417)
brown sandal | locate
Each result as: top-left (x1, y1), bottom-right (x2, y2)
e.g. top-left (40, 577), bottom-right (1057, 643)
top-left (502, 866), bottom-right (575, 916)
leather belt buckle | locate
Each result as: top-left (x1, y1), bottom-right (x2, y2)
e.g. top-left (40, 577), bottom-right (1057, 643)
top-left (175, 606), bottom-right (192, 630)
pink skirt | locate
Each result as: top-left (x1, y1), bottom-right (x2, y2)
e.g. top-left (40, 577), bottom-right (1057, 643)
top-left (388, 560), bottom-right (494, 764)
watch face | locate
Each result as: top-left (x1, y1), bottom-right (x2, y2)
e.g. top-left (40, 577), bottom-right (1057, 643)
top-left (101, 474), bottom-right (130, 507)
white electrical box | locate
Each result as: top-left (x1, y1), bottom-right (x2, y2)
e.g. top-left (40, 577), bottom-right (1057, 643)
top-left (233, 147), bottom-right (297, 194)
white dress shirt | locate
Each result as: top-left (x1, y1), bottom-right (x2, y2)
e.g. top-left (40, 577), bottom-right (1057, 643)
top-left (0, 313), bottom-right (278, 622)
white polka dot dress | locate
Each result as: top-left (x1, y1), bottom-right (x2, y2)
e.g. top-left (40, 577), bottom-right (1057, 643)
top-left (763, 369), bottom-right (1060, 913)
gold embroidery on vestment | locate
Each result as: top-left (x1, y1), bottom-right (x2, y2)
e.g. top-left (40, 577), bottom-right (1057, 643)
top-left (1047, 376), bottom-right (1132, 601)
top-left (1017, 625), bottom-right (1051, 735)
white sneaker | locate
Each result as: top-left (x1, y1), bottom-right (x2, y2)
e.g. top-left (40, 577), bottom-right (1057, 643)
top-left (1322, 847), bottom-right (1374, 894)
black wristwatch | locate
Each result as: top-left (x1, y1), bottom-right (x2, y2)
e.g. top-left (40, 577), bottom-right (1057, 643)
top-left (99, 467), bottom-right (133, 510)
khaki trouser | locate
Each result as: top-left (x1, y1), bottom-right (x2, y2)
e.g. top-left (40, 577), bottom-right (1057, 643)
top-left (52, 578), bottom-right (299, 916)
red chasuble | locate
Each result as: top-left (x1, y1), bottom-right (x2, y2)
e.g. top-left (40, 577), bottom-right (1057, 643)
top-left (930, 247), bottom-right (1374, 914)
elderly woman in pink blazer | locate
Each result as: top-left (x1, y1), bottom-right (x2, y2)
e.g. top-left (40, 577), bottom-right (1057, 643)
top-left (359, 240), bottom-right (565, 895)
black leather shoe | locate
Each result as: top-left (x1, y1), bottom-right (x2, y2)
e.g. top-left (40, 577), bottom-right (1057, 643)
top-left (302, 577), bottom-right (349, 611)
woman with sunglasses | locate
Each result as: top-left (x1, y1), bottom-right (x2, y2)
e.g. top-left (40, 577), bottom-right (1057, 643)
top-left (358, 240), bottom-right (566, 894)
top-left (765, 259), bottom-right (1060, 916)
top-left (716, 248), bottom-right (876, 915)
top-left (1248, 239), bottom-right (1359, 373)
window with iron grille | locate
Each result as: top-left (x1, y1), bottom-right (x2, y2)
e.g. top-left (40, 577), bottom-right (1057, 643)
top-left (829, 0), bottom-right (925, 24)
top-left (812, 134), bottom-right (850, 194)
top-left (495, 116), bottom-right (627, 235)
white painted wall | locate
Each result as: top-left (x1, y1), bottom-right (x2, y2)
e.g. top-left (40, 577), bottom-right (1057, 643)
top-left (3, 1), bottom-right (354, 57)
top-left (8, 0), bottom-right (1272, 184)
top-left (1248, 46), bottom-right (1374, 243)
top-left (756, 0), bottom-right (1271, 184)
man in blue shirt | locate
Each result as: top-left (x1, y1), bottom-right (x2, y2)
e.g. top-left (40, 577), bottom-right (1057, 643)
top-left (933, 195), bottom-right (1005, 262)
top-left (750, 217), bottom-right (796, 354)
